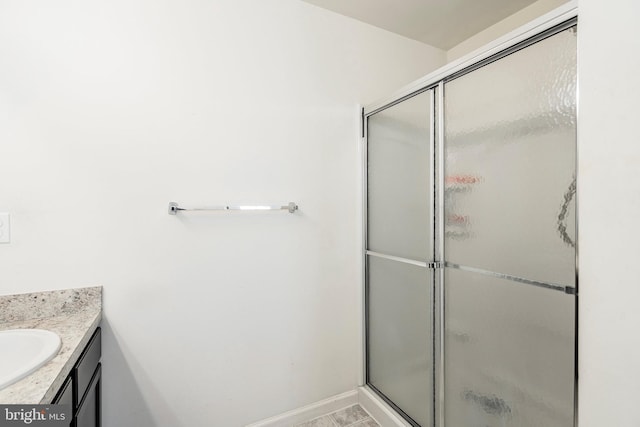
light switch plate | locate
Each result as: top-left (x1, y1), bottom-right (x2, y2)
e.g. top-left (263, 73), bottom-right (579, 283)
top-left (0, 213), bottom-right (10, 243)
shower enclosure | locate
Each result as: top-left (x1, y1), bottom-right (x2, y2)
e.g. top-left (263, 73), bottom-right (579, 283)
top-left (363, 15), bottom-right (577, 427)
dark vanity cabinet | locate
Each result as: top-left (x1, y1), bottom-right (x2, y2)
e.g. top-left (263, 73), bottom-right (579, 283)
top-left (53, 327), bottom-right (102, 427)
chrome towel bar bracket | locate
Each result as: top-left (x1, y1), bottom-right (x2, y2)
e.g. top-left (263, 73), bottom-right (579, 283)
top-left (168, 202), bottom-right (299, 215)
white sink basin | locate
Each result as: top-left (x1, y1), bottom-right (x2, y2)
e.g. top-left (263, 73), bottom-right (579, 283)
top-left (0, 329), bottom-right (61, 390)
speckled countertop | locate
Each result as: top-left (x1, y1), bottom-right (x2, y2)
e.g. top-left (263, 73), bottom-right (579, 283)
top-left (0, 286), bottom-right (102, 404)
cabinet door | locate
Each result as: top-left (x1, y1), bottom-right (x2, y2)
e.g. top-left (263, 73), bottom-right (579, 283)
top-left (52, 376), bottom-right (73, 427)
top-left (76, 364), bottom-right (101, 427)
top-left (75, 328), bottom-right (102, 411)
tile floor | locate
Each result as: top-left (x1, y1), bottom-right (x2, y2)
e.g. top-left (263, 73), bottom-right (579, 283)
top-left (294, 404), bottom-right (379, 427)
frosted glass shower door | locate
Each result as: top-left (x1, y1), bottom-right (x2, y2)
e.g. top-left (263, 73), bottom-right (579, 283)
top-left (366, 89), bottom-right (434, 427)
top-left (443, 25), bottom-right (577, 426)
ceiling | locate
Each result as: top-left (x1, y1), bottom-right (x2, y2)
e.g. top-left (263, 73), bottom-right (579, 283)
top-left (299, 0), bottom-right (540, 50)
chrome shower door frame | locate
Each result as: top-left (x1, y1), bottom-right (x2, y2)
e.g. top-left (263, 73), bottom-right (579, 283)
top-left (360, 3), bottom-right (579, 427)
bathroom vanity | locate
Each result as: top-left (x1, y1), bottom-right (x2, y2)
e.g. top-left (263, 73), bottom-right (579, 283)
top-left (52, 327), bottom-right (101, 427)
top-left (0, 287), bottom-right (102, 427)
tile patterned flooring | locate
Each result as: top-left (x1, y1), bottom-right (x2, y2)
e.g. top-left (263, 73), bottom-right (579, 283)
top-left (295, 404), bottom-right (379, 427)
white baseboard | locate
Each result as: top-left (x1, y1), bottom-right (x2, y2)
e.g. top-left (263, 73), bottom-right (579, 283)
top-left (357, 386), bottom-right (412, 427)
top-left (245, 390), bottom-right (358, 427)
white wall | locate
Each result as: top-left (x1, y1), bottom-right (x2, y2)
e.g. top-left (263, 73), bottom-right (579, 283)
top-left (578, 0), bottom-right (640, 425)
top-left (0, 1), bottom-right (445, 425)
top-left (446, 0), bottom-right (569, 62)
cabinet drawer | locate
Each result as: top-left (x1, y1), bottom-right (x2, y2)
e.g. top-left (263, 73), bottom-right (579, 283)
top-left (74, 327), bottom-right (101, 410)
top-left (76, 364), bottom-right (101, 427)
